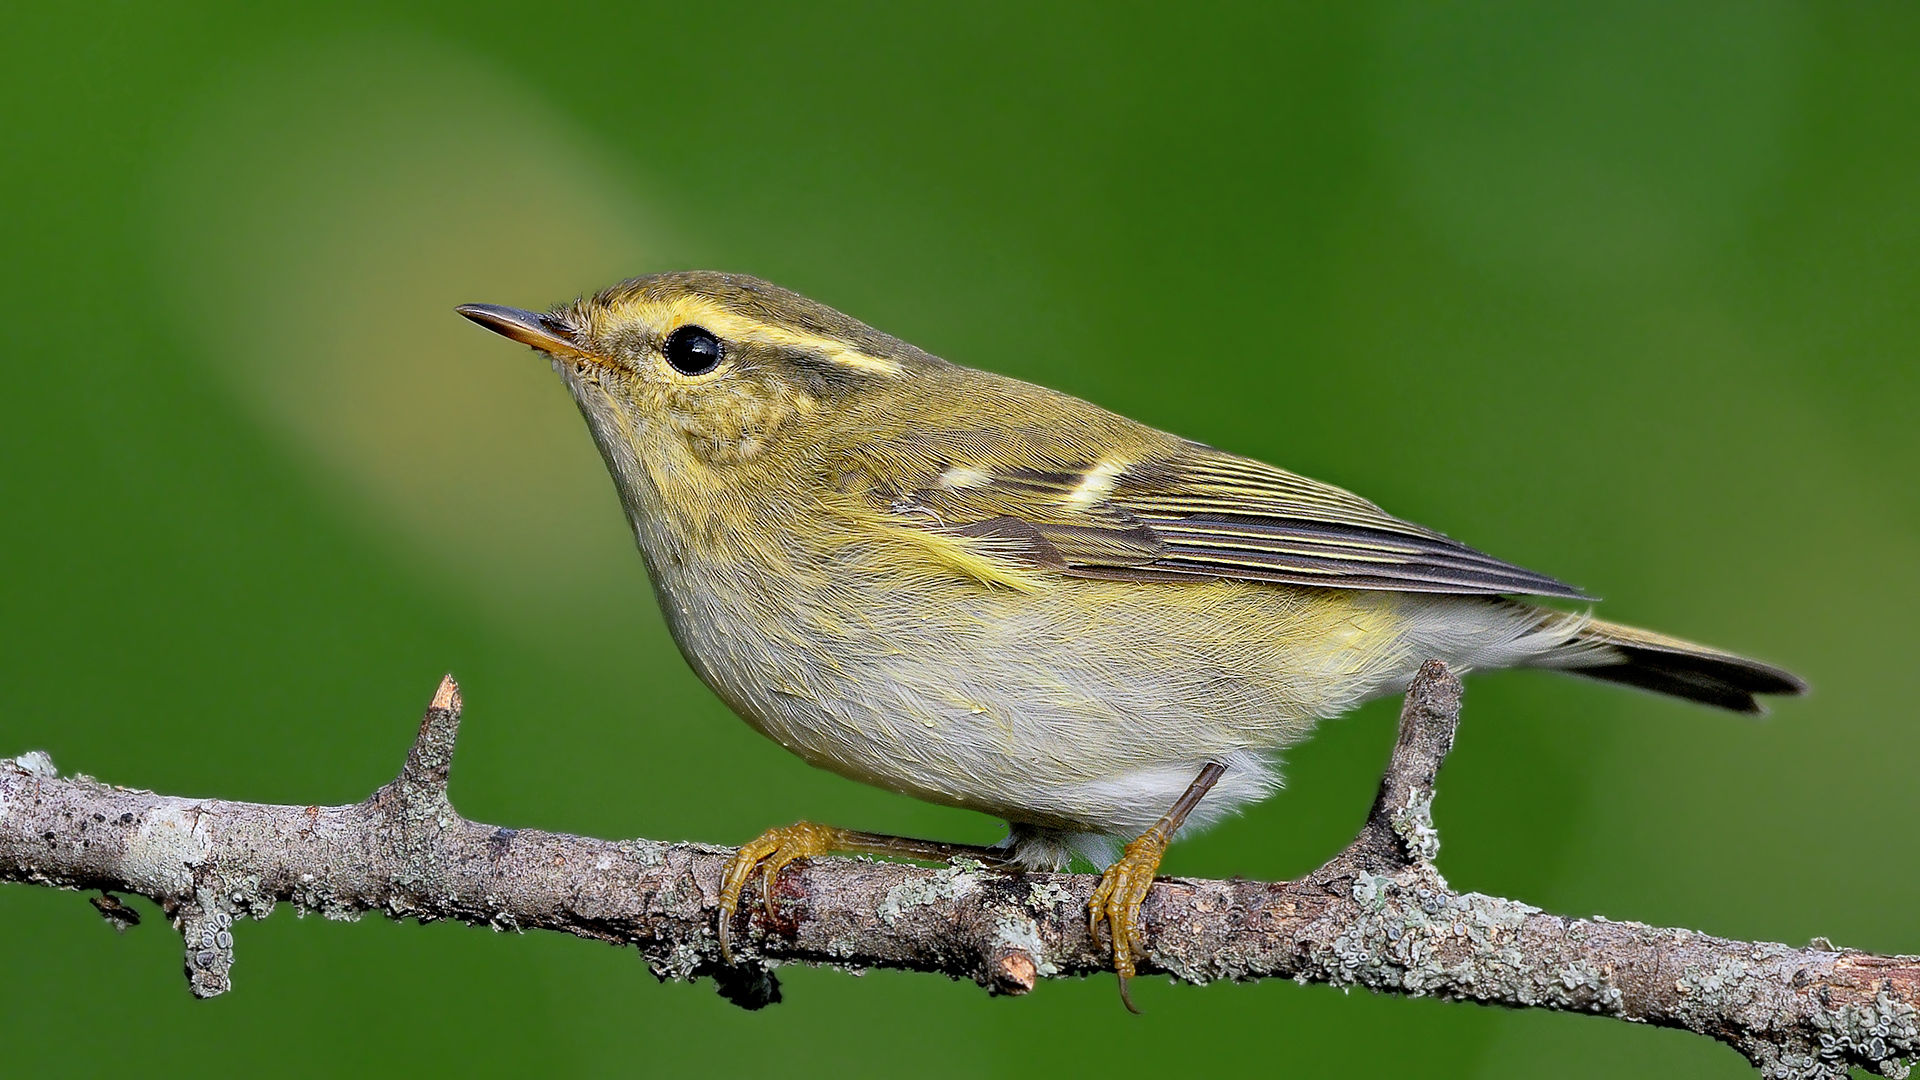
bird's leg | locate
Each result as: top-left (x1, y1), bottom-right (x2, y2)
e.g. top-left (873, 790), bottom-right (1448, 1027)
top-left (717, 823), bottom-right (1007, 961)
top-left (1089, 762), bottom-right (1227, 1012)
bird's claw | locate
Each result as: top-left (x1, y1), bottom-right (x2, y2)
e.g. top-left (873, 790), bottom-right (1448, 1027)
top-left (716, 821), bottom-right (846, 962)
top-left (1088, 830), bottom-right (1172, 1013)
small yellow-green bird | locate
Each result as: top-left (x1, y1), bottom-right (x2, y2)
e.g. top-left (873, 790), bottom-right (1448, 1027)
top-left (458, 272), bottom-right (1803, 1006)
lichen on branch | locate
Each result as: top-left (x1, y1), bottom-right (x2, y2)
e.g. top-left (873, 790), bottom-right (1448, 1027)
top-left (1, 665), bottom-right (1913, 1078)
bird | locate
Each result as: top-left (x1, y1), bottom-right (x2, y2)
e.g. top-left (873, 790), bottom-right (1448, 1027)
top-left (456, 271), bottom-right (1804, 1007)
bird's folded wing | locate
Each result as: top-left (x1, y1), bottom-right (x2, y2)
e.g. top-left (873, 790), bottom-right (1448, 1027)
top-left (855, 432), bottom-right (1586, 599)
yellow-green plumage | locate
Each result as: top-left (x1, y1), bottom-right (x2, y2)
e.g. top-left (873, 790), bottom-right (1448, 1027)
top-left (459, 271), bottom-right (1804, 868)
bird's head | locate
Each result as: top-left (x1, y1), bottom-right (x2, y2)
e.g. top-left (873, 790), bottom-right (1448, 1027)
top-left (460, 270), bottom-right (937, 469)
top-left (459, 272), bottom-right (958, 557)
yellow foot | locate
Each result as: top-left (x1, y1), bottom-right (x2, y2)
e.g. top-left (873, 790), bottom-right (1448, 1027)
top-left (717, 823), bottom-right (1012, 962)
top-left (1088, 830), bottom-right (1173, 1013)
top-left (716, 821), bottom-right (850, 962)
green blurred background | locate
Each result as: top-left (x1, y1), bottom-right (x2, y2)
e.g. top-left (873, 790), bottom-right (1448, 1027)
top-left (3, 3), bottom-right (1915, 1076)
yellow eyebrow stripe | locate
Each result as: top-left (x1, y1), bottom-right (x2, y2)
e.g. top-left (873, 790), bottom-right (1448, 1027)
top-left (629, 295), bottom-right (905, 376)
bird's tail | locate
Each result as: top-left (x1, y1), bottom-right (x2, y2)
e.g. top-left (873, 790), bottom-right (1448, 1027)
top-left (1529, 612), bottom-right (1807, 715)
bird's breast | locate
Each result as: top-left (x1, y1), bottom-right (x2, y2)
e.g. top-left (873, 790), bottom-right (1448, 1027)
top-left (640, 531), bottom-right (1426, 830)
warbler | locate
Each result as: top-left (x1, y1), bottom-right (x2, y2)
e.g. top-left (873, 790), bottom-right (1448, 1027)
top-left (458, 272), bottom-right (1803, 1006)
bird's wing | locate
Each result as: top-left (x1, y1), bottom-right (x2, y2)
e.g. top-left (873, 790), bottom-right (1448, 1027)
top-left (850, 431), bottom-right (1586, 599)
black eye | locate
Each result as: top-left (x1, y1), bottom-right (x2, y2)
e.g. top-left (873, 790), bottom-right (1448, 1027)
top-left (664, 325), bottom-right (723, 375)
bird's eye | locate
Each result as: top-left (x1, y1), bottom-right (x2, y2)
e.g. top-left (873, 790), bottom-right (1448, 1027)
top-left (663, 325), bottom-right (723, 375)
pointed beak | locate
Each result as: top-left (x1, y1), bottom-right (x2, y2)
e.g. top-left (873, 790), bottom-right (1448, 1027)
top-left (455, 303), bottom-right (596, 359)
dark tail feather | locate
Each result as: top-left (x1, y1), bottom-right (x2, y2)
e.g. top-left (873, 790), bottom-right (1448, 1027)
top-left (1540, 616), bottom-right (1807, 715)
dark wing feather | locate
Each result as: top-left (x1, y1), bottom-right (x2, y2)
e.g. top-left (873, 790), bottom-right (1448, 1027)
top-left (864, 433), bottom-right (1587, 599)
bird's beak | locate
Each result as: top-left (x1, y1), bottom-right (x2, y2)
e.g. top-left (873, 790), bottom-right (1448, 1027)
top-left (455, 303), bottom-right (597, 359)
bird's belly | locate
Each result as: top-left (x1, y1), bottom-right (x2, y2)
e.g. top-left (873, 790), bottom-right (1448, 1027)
top-left (664, 569), bottom-right (1429, 836)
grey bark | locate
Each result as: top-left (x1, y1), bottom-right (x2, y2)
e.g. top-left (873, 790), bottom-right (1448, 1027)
top-left (1, 663), bottom-right (1913, 1078)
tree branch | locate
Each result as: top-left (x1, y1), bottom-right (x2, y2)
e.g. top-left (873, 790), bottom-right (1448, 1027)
top-left (1, 664), bottom-right (1912, 1077)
